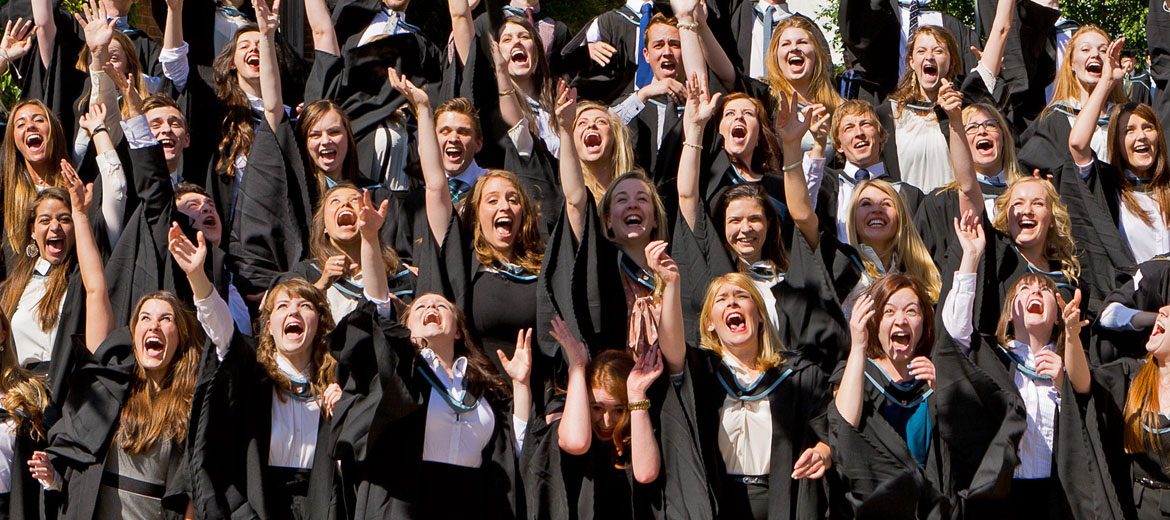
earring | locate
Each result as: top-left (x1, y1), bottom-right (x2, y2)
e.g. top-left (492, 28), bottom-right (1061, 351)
top-left (25, 243), bottom-right (37, 258)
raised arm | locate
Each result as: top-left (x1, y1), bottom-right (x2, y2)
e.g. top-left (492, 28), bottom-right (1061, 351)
top-left (168, 223), bottom-right (234, 355)
top-left (627, 344), bottom-right (663, 484)
top-left (553, 81), bottom-right (587, 241)
top-left (977, 0), bottom-right (1015, 78)
top-left (834, 295), bottom-right (874, 427)
top-left (498, 329), bottom-right (533, 441)
top-left (254, 0), bottom-right (283, 133)
top-left (448, 0), bottom-right (474, 66)
top-left (491, 39), bottom-right (526, 129)
top-left (389, 68), bottom-right (452, 245)
top-left (774, 92), bottom-right (819, 250)
top-left (681, 0), bottom-right (734, 90)
top-left (79, 102), bottom-right (127, 248)
top-left (357, 189), bottom-right (390, 302)
top-left (645, 240), bottom-right (685, 374)
top-left (941, 210), bottom-right (985, 349)
top-left (0, 19), bottom-right (34, 77)
top-left (31, 0), bottom-right (54, 68)
top-left (163, 0), bottom-right (183, 50)
top-left (940, 79), bottom-right (982, 218)
top-left (677, 74), bottom-right (720, 230)
top-left (304, 0), bottom-right (340, 56)
top-left (670, 0), bottom-right (708, 90)
top-left (552, 316), bottom-right (593, 455)
top-left (64, 160), bottom-right (112, 353)
top-left (1070, 38), bottom-right (1125, 166)
top-left (1060, 290), bottom-right (1091, 394)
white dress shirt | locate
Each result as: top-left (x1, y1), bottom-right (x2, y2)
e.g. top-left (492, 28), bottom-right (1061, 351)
top-left (748, 1), bottom-right (794, 80)
top-left (586, 0), bottom-right (653, 44)
top-left (892, 102), bottom-right (952, 193)
top-left (420, 348), bottom-right (497, 468)
top-left (507, 97), bottom-right (560, 159)
top-left (835, 161), bottom-right (889, 242)
top-left (717, 354), bottom-right (773, 476)
top-left (1117, 181), bottom-right (1169, 264)
top-left (1100, 265), bottom-right (1151, 331)
top-left (359, 9), bottom-right (412, 47)
top-left (0, 414), bottom-right (14, 494)
top-left (269, 356), bottom-right (321, 469)
top-left (896, 1), bottom-right (944, 78)
top-left (12, 259), bottom-right (64, 367)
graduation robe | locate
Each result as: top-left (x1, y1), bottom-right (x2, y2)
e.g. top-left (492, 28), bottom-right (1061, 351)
top-left (1099, 255), bottom-right (1170, 360)
top-left (560, 3), bottom-right (672, 104)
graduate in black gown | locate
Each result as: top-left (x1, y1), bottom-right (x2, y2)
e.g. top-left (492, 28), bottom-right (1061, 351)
top-left (0, 312), bottom-right (51, 520)
top-left (1100, 254), bottom-right (1170, 342)
top-left (571, 101), bottom-right (638, 206)
top-left (656, 253), bottom-right (832, 520)
top-left (521, 315), bottom-right (664, 520)
top-left (1092, 309), bottom-right (1170, 519)
top-left (700, 92), bottom-right (786, 215)
top-left (0, 99), bottom-right (71, 268)
top-left (560, 0), bottom-right (670, 103)
top-left (941, 210), bottom-right (1121, 519)
top-left (29, 165), bottom-right (197, 520)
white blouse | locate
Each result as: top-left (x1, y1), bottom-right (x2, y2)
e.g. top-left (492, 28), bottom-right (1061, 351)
top-left (717, 354), bottom-right (772, 476)
top-left (1118, 187), bottom-right (1169, 264)
top-left (268, 356), bottom-right (321, 469)
top-left (892, 102), bottom-right (953, 193)
top-left (11, 259), bottom-right (64, 367)
top-left (0, 414), bottom-right (14, 494)
top-left (419, 348), bottom-right (496, 468)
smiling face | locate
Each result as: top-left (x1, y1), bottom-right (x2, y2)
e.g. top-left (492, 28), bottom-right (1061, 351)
top-left (475, 176), bottom-right (523, 254)
top-left (706, 281), bottom-right (762, 351)
top-left (909, 33), bottom-right (951, 94)
top-left (13, 104), bottom-right (51, 165)
top-left (1147, 312), bottom-right (1170, 358)
top-left (322, 187), bottom-right (361, 244)
top-left (877, 287), bottom-right (925, 363)
top-left (1008, 277), bottom-right (1059, 337)
top-left (31, 197), bottom-right (73, 264)
top-left (1070, 31), bottom-right (1109, 91)
top-left (852, 185), bottom-right (898, 247)
top-left (1119, 112), bottom-right (1159, 175)
top-left (233, 31), bottom-right (262, 83)
top-left (718, 98), bottom-right (761, 162)
top-left (604, 177), bottom-right (658, 244)
top-left (176, 192), bottom-right (222, 246)
top-left (405, 293), bottom-right (461, 343)
top-left (590, 386), bottom-right (623, 441)
top-left (1006, 181), bottom-right (1052, 251)
top-left (436, 111), bottom-right (482, 176)
top-left (964, 108), bottom-right (1004, 173)
top-left (774, 27), bottom-right (817, 84)
top-left (133, 298), bottom-right (180, 376)
top-left (146, 106), bottom-right (190, 164)
top-left (573, 107), bottom-right (614, 164)
top-left (836, 112), bottom-right (883, 168)
top-left (723, 197), bottom-right (768, 264)
top-left (499, 22), bottom-right (537, 78)
top-left (266, 289), bottom-right (322, 361)
top-left (306, 110), bottom-right (349, 176)
top-left (643, 23), bottom-right (682, 80)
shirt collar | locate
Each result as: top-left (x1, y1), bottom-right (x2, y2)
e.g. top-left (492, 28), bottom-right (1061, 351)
top-left (450, 159), bottom-right (487, 187)
top-left (977, 169), bottom-right (1006, 185)
top-left (625, 0), bottom-right (653, 14)
top-left (275, 353), bottom-right (312, 382)
top-left (419, 348), bottom-right (469, 395)
top-left (1006, 339), bottom-right (1056, 359)
top-left (111, 16), bottom-right (132, 33)
top-left (843, 161), bottom-right (887, 179)
top-left (754, 1), bottom-right (792, 18)
top-left (721, 353), bottom-right (760, 387)
top-left (246, 93), bottom-right (264, 114)
top-left (33, 257), bottom-right (52, 277)
top-left (858, 244), bottom-right (897, 274)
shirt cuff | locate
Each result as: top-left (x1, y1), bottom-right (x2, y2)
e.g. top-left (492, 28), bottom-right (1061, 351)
top-left (1099, 302), bottom-right (1143, 331)
top-left (120, 115), bottom-right (158, 149)
top-left (804, 153), bottom-right (825, 211)
top-left (364, 288), bottom-right (396, 319)
top-left (512, 416), bottom-right (527, 454)
top-left (507, 120), bottom-right (534, 158)
top-left (610, 94), bottom-right (645, 125)
top-left (586, 19), bottom-right (601, 43)
top-left (1075, 160), bottom-right (1093, 180)
top-left (973, 62), bottom-right (997, 96)
top-left (159, 41), bottom-right (190, 91)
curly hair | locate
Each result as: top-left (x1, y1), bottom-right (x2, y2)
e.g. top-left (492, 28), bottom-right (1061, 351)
top-left (255, 279), bottom-right (339, 416)
top-left (992, 177), bottom-right (1081, 283)
top-left (863, 273), bottom-right (936, 360)
top-left (888, 25), bottom-right (963, 113)
top-left (309, 184), bottom-right (402, 278)
top-left (0, 313), bottom-right (48, 441)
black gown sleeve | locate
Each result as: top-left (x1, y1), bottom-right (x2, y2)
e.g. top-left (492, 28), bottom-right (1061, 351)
top-left (775, 231), bottom-right (850, 375)
top-left (838, 0), bottom-right (901, 103)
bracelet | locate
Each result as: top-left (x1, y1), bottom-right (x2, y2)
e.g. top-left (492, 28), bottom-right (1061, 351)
top-left (628, 399), bottom-right (651, 411)
top-left (781, 160), bottom-right (802, 172)
top-left (683, 141), bottom-right (702, 151)
top-left (678, 22), bottom-right (699, 32)
top-left (498, 88), bottom-right (516, 97)
top-left (90, 125), bottom-right (108, 137)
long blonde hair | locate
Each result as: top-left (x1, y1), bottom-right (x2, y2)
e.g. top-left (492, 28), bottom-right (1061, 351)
top-left (845, 180), bottom-right (941, 302)
top-left (697, 273), bottom-right (788, 371)
top-left (2, 101), bottom-right (68, 253)
top-left (76, 31), bottom-right (150, 118)
top-left (992, 177), bottom-right (1081, 283)
top-left (1048, 26), bottom-right (1127, 110)
top-left (575, 102), bottom-right (635, 203)
top-left (763, 16), bottom-right (843, 113)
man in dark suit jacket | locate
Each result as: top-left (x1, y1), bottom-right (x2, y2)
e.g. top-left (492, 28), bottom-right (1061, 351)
top-left (561, 0), bottom-right (671, 103)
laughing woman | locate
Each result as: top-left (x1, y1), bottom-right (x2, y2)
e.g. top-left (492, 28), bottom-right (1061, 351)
top-left (0, 100), bottom-right (70, 267)
top-left (571, 101), bottom-right (636, 203)
top-left (654, 247), bottom-right (832, 520)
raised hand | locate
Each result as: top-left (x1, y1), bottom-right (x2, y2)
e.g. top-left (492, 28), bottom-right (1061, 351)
top-left (357, 189), bottom-right (388, 242)
top-left (682, 72), bottom-right (721, 127)
top-left (252, 0), bottom-right (280, 38)
top-left (627, 344), bottom-right (664, 401)
top-left (74, 0), bottom-right (114, 62)
top-left (550, 315), bottom-right (589, 369)
top-left (0, 18), bottom-right (34, 65)
top-left (1034, 349), bottom-right (1064, 388)
top-left (554, 79), bottom-right (577, 133)
top-left (937, 78), bottom-right (963, 118)
top-left (774, 91), bottom-right (812, 145)
top-left (28, 451), bottom-right (54, 488)
top-left (105, 66), bottom-right (143, 117)
top-left (316, 254), bottom-right (356, 290)
top-left (167, 222), bottom-right (207, 275)
top-left (849, 294), bottom-right (875, 353)
top-left (60, 159), bottom-right (92, 215)
top-left (387, 66), bottom-right (430, 110)
top-left (953, 209), bottom-right (985, 265)
top-left (644, 240), bottom-right (679, 284)
top-left (908, 356), bottom-right (936, 390)
top-left (498, 328), bottom-right (533, 385)
top-left (587, 40), bottom-right (617, 67)
top-left (807, 104), bottom-right (830, 149)
top-left (1104, 37), bottom-right (1127, 83)
top-left (1058, 289), bottom-right (1090, 338)
top-left (78, 102), bottom-right (107, 135)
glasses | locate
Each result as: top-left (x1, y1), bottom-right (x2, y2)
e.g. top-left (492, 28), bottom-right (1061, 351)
top-left (963, 120), bottom-right (1000, 134)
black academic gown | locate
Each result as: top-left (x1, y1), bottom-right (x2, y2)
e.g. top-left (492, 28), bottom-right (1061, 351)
top-left (0, 408), bottom-right (44, 520)
top-left (560, 3), bottom-right (672, 104)
top-left (816, 169), bottom-right (925, 239)
top-left (975, 0), bottom-right (1062, 132)
top-left (912, 178), bottom-right (1009, 272)
top-left (283, 258), bottom-right (417, 315)
top-left (1099, 255), bottom-right (1170, 360)
top-left (1091, 358), bottom-right (1170, 519)
top-left (667, 348), bottom-right (830, 520)
top-left (187, 330), bottom-right (339, 520)
top-left (327, 302), bottom-right (521, 519)
top-left (1151, 0), bottom-right (1170, 152)
top-left (44, 329), bottom-right (190, 520)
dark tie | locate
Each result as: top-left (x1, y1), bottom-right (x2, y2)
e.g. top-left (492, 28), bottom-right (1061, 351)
top-left (855, 168), bottom-right (870, 183)
top-left (908, 1), bottom-right (920, 36)
top-left (635, 3), bottom-right (654, 88)
top-left (761, 5), bottom-right (777, 49)
top-left (449, 178), bottom-right (470, 204)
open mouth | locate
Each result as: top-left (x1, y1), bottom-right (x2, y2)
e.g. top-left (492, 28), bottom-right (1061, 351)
top-left (245, 51), bottom-right (260, 69)
top-left (975, 138), bottom-right (994, 152)
top-left (1154, 321), bottom-right (1166, 339)
top-left (202, 216), bottom-right (218, 229)
top-left (852, 138), bottom-right (870, 150)
top-left (735, 234), bottom-right (757, 248)
top-left (1134, 142), bottom-right (1152, 154)
top-left (336, 208), bottom-right (357, 228)
top-left (143, 334), bottom-right (166, 357)
top-left (283, 320), bottom-right (305, 341)
top-left (43, 236), bottom-right (65, 256)
top-left (444, 145), bottom-right (463, 163)
top-left (1085, 59), bottom-right (1103, 75)
top-left (510, 47), bottom-right (529, 65)
top-left (659, 59), bottom-right (676, 75)
top-left (159, 137), bottom-right (175, 150)
top-left (1017, 216), bottom-right (1037, 230)
top-left (1026, 296), bottom-right (1045, 314)
top-left (623, 213), bottom-right (644, 227)
top-left (787, 54), bottom-right (806, 72)
top-left (24, 133), bottom-right (43, 152)
top-left (318, 148), bottom-right (337, 161)
top-left (730, 124), bottom-right (747, 141)
top-left (725, 310), bottom-right (747, 334)
top-left (890, 330), bottom-right (912, 349)
top-left (866, 216), bottom-right (888, 228)
top-left (583, 131), bottom-right (603, 151)
top-left (494, 215), bottom-right (514, 238)
top-left (422, 309), bottom-right (441, 326)
top-left (922, 61), bottom-right (938, 78)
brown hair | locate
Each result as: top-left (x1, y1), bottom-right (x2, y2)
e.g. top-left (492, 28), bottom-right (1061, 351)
top-left (76, 31), bottom-right (149, 118)
top-left (2, 100), bottom-right (68, 253)
top-left (713, 184), bottom-right (789, 272)
top-left (309, 184), bottom-right (402, 277)
top-left (863, 273), bottom-right (936, 359)
top-left (459, 170), bottom-right (544, 274)
top-left (174, 181), bottom-right (211, 201)
top-left (994, 273), bottom-right (1065, 352)
top-left (1048, 26), bottom-right (1128, 110)
top-left (434, 97), bottom-right (483, 141)
top-left (829, 99), bottom-right (888, 152)
top-left (0, 189), bottom-right (76, 332)
top-left (255, 279), bottom-right (338, 414)
top-left (1107, 102), bottom-right (1170, 227)
top-left (587, 350), bottom-right (634, 468)
top-left (763, 16), bottom-right (843, 113)
top-left (642, 13), bottom-right (678, 44)
top-left (402, 294), bottom-right (510, 402)
top-left (212, 25), bottom-right (262, 176)
top-left (299, 99), bottom-right (362, 193)
top-left (143, 94), bottom-right (187, 128)
top-left (498, 17), bottom-right (557, 133)
top-left (941, 104), bottom-right (1025, 193)
top-left (721, 93), bottom-right (782, 174)
top-left (0, 313), bottom-right (48, 441)
top-left (992, 177), bottom-right (1081, 283)
top-left (697, 273), bottom-right (789, 370)
top-left (117, 292), bottom-right (204, 454)
top-left (599, 171), bottom-right (670, 244)
top-left (889, 26), bottom-right (963, 110)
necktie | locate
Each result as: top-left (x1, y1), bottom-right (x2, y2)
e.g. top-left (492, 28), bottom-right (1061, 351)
top-left (525, 6), bottom-right (536, 26)
top-left (449, 178), bottom-right (470, 204)
top-left (761, 6), bottom-right (777, 50)
top-left (635, 3), bottom-right (654, 88)
top-left (855, 168), bottom-right (870, 183)
top-left (908, 1), bottom-right (920, 37)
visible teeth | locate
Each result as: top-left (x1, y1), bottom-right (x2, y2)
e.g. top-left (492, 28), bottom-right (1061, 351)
top-left (867, 218), bottom-right (885, 227)
top-left (336, 209), bottom-right (357, 227)
top-left (731, 126), bottom-right (747, 139)
top-left (284, 322), bottom-right (304, 334)
top-left (624, 214), bottom-right (642, 225)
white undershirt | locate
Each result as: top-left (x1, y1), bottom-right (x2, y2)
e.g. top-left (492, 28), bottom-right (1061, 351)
top-left (1118, 187), bottom-right (1170, 264)
top-left (0, 414), bottom-right (14, 494)
top-left (11, 259), bottom-right (64, 367)
top-left (717, 353), bottom-right (772, 476)
top-left (748, 2), bottom-right (794, 80)
top-left (358, 9), bottom-right (412, 47)
top-left (268, 356), bottom-right (320, 469)
top-left (419, 348), bottom-right (496, 468)
top-left (892, 103), bottom-right (953, 193)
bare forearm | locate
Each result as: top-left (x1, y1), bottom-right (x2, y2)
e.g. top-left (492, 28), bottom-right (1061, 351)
top-left (163, 3), bottom-right (184, 49)
top-left (360, 235), bottom-right (388, 301)
top-left (75, 213), bottom-right (112, 351)
top-left (833, 348), bottom-right (866, 427)
top-left (1065, 334), bottom-right (1091, 394)
top-left (304, 0), bottom-right (339, 55)
top-left (629, 408), bottom-right (660, 483)
top-left (677, 123), bottom-right (703, 230)
top-left (978, 0), bottom-right (1014, 77)
top-left (659, 281), bottom-right (687, 375)
top-left (558, 125), bottom-right (587, 240)
top-left (258, 33), bottom-right (282, 132)
top-left (416, 104), bottom-right (454, 244)
top-left (31, 0), bottom-right (54, 68)
top-left (949, 123), bottom-right (982, 218)
top-left (496, 73), bottom-right (525, 128)
top-left (448, 0), bottom-right (474, 65)
top-left (1069, 80), bottom-right (1112, 164)
top-left (557, 366), bottom-right (593, 455)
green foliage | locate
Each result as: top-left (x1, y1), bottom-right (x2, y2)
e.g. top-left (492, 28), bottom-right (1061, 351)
top-left (408, 0), bottom-right (622, 42)
top-left (0, 70), bottom-right (19, 111)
